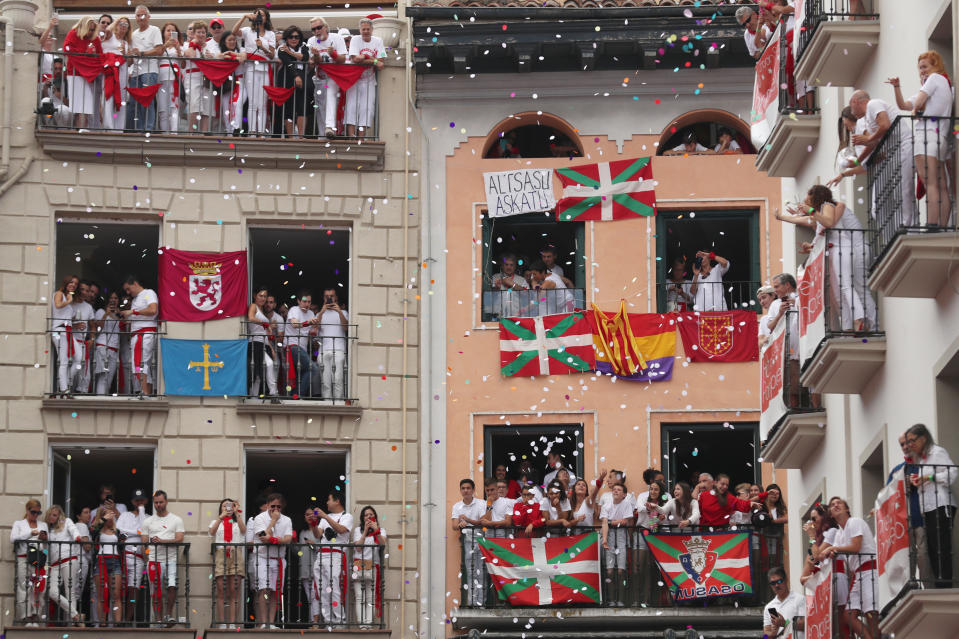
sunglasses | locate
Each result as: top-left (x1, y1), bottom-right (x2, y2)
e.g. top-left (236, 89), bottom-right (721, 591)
top-left (30, 510), bottom-right (43, 515)
top-left (769, 578), bottom-right (785, 586)
top-left (211, 24), bottom-right (224, 29)
top-left (288, 35), bottom-right (301, 39)
top-left (312, 26), bottom-right (325, 32)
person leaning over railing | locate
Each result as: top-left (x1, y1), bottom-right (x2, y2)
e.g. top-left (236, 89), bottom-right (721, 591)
top-left (822, 497), bottom-right (878, 639)
top-left (141, 490), bottom-right (185, 627)
top-left (734, 5), bottom-right (772, 61)
top-left (756, 285), bottom-right (776, 347)
top-left (307, 17), bottom-right (347, 139)
top-left (11, 499), bottom-right (49, 626)
top-left (210, 498), bottom-right (246, 628)
top-left (827, 107), bottom-right (866, 187)
top-left (904, 423), bottom-right (957, 588)
top-left (352, 506), bottom-right (387, 628)
top-left (510, 485), bottom-right (545, 538)
top-left (887, 51), bottom-right (955, 228)
top-left (345, 18), bottom-right (385, 139)
top-left (310, 491), bottom-right (353, 626)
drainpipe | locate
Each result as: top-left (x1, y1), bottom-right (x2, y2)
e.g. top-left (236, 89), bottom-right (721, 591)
top-left (0, 16), bottom-right (15, 181)
top-left (399, 0), bottom-right (411, 635)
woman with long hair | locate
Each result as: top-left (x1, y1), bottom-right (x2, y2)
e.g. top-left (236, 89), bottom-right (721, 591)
top-left (568, 478), bottom-right (599, 529)
top-left (44, 505), bottom-right (82, 624)
top-left (906, 423), bottom-right (957, 587)
top-left (247, 286), bottom-right (278, 398)
top-left (63, 16), bottom-right (103, 128)
top-left (100, 17), bottom-right (131, 130)
top-left (209, 498), bottom-right (246, 627)
top-left (215, 31), bottom-right (247, 134)
top-left (276, 25), bottom-right (309, 137)
top-left (635, 480), bottom-right (667, 604)
top-left (352, 506), bottom-right (386, 628)
top-left (157, 22), bottom-right (183, 133)
top-left (763, 483), bottom-right (788, 568)
top-left (232, 7), bottom-right (275, 134)
top-left (541, 480), bottom-right (571, 528)
top-left (92, 505), bottom-right (123, 625)
top-left (52, 275), bottom-right (80, 397)
top-left (11, 499), bottom-right (48, 625)
top-left (663, 481), bottom-right (700, 530)
top-left (827, 106), bottom-right (866, 187)
top-left (93, 291), bottom-right (121, 395)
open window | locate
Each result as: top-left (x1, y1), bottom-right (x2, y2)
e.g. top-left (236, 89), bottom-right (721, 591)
top-left (655, 209), bottom-right (761, 313)
top-left (484, 423), bottom-right (584, 488)
top-left (480, 212), bottom-right (586, 322)
top-left (49, 444), bottom-right (157, 519)
top-left (661, 422), bottom-right (760, 490)
top-left (656, 109), bottom-right (755, 155)
top-left (482, 112), bottom-right (584, 159)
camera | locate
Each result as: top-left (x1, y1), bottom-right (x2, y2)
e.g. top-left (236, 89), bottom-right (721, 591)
top-left (693, 256), bottom-right (704, 269)
top-left (104, 493), bottom-right (114, 502)
top-left (325, 295), bottom-right (333, 305)
top-left (257, 531), bottom-right (267, 537)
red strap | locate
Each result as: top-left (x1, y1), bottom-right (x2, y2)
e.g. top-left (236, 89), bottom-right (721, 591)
top-left (132, 327), bottom-right (156, 373)
top-left (65, 324), bottom-right (75, 358)
top-left (223, 519), bottom-right (233, 543)
top-left (148, 560), bottom-right (163, 615)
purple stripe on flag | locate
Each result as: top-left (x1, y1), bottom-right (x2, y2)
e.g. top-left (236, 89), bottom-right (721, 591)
top-left (596, 355), bottom-right (673, 381)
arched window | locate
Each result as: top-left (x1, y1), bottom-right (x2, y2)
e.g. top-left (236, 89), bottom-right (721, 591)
top-left (483, 112), bottom-right (584, 159)
top-left (656, 109), bottom-right (755, 155)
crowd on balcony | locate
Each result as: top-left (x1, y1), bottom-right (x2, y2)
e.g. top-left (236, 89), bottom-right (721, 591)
top-left (10, 488), bottom-right (387, 630)
top-left (487, 246), bottom-right (578, 318)
top-left (36, 6), bottom-right (387, 138)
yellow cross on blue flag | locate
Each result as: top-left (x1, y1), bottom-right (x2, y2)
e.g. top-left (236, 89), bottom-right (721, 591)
top-left (160, 338), bottom-right (247, 396)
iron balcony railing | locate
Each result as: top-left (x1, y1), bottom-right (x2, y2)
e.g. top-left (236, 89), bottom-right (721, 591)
top-left (866, 114), bottom-right (958, 266)
top-left (239, 319), bottom-right (357, 404)
top-left (37, 50), bottom-right (379, 140)
top-left (47, 317), bottom-right (164, 399)
top-left (482, 288), bottom-right (586, 322)
top-left (778, 23), bottom-right (818, 115)
top-left (457, 524), bottom-right (782, 609)
top-left (832, 551), bottom-right (878, 639)
top-left (12, 538), bottom-right (190, 627)
top-left (210, 541), bottom-right (386, 630)
top-left (795, 0), bottom-right (881, 66)
top-left (896, 462), bottom-right (959, 596)
top-left (821, 228), bottom-right (882, 337)
top-left (656, 279), bottom-right (763, 314)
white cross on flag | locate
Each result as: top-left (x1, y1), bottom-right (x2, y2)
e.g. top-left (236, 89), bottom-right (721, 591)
top-left (555, 157), bottom-right (657, 221)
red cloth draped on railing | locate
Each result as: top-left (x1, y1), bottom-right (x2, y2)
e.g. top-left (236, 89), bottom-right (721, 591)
top-left (101, 53), bottom-right (126, 109)
top-left (66, 52), bottom-right (104, 82)
top-left (126, 83), bottom-right (162, 107)
top-left (318, 64), bottom-right (366, 92)
top-left (263, 85), bottom-right (294, 106)
top-left (192, 59), bottom-right (241, 86)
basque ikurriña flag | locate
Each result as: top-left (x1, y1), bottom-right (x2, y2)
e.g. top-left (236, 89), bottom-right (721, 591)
top-left (478, 532), bottom-right (602, 605)
top-left (158, 248), bottom-right (248, 321)
top-left (499, 312), bottom-right (596, 377)
top-left (646, 532), bottom-right (753, 602)
top-left (555, 157), bottom-right (657, 221)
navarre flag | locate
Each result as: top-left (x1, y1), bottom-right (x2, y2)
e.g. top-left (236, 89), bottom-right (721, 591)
top-left (646, 531), bottom-right (753, 602)
top-left (875, 469), bottom-right (910, 609)
top-left (675, 311), bottom-right (759, 362)
top-left (160, 338), bottom-right (246, 396)
top-left (586, 308), bottom-right (675, 382)
top-left (158, 248), bottom-right (248, 321)
top-left (478, 532), bottom-right (601, 606)
top-left (804, 557), bottom-right (832, 639)
top-left (499, 312), bottom-right (595, 377)
top-left (555, 157), bottom-right (657, 221)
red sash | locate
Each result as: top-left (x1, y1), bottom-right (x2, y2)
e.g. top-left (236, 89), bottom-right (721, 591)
top-left (159, 60), bottom-right (183, 108)
top-left (102, 53), bottom-right (127, 108)
top-left (849, 559), bottom-right (877, 594)
top-left (192, 58), bottom-right (240, 87)
top-left (147, 560), bottom-right (163, 616)
top-left (64, 324), bottom-right (76, 358)
top-left (132, 326), bottom-right (157, 372)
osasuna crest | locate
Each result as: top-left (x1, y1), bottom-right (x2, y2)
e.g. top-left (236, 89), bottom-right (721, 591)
top-left (698, 314), bottom-right (734, 357)
top-left (679, 535), bottom-right (718, 585)
top-left (189, 261), bottom-right (222, 311)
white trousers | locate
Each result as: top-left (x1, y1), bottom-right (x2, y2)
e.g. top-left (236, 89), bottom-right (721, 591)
top-left (244, 64), bottom-right (270, 133)
top-left (48, 558), bottom-right (80, 619)
top-left (74, 337), bottom-right (91, 392)
top-left (53, 330), bottom-right (81, 393)
top-left (102, 67), bottom-right (128, 130)
top-left (344, 75), bottom-right (376, 129)
top-left (321, 349), bottom-right (346, 400)
top-left (15, 555), bottom-right (44, 620)
top-left (315, 552), bottom-right (345, 624)
top-left (222, 75), bottom-right (246, 133)
top-left (312, 75), bottom-right (339, 131)
top-left (130, 330), bottom-right (156, 385)
top-left (352, 569), bottom-right (376, 625)
top-left (94, 345), bottom-right (119, 395)
top-left (157, 78), bottom-right (180, 133)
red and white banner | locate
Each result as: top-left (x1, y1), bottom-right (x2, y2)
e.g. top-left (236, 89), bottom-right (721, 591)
top-left (876, 469), bottom-right (911, 610)
top-left (804, 558), bottom-right (832, 639)
top-left (158, 248), bottom-right (248, 321)
top-left (799, 234), bottom-right (825, 361)
top-left (759, 319), bottom-right (786, 440)
top-left (750, 23), bottom-right (781, 150)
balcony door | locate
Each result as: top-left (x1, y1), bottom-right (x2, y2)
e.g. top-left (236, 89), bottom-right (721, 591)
top-left (483, 423), bottom-right (584, 487)
top-left (660, 422), bottom-right (760, 490)
top-left (48, 443), bottom-right (157, 518)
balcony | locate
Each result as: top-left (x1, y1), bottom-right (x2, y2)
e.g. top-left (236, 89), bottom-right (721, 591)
top-left (482, 288), bottom-right (586, 323)
top-left (800, 228), bottom-right (885, 395)
top-left (35, 51), bottom-right (384, 170)
top-left (761, 310), bottom-right (825, 468)
top-left (754, 32), bottom-right (820, 178)
top-left (794, 0), bottom-right (880, 87)
top-left (654, 279), bottom-right (761, 314)
top-left (865, 115), bottom-right (959, 298)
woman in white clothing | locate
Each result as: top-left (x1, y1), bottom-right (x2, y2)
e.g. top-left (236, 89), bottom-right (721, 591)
top-left (157, 22), bottom-right (183, 133)
top-left (214, 32), bottom-right (248, 134)
top-left (568, 478), bottom-right (599, 529)
top-left (889, 51), bottom-right (955, 228)
top-left (662, 481), bottom-right (700, 530)
top-left (527, 259), bottom-right (574, 316)
top-left (351, 506), bottom-right (386, 628)
top-left (11, 499), bottom-right (49, 625)
top-left (74, 506), bottom-right (94, 618)
top-left (247, 287), bottom-right (279, 398)
top-left (91, 505), bottom-right (123, 625)
top-left (52, 275), bottom-right (80, 397)
top-left (44, 505), bottom-right (82, 624)
top-left (634, 480), bottom-right (666, 604)
top-left (210, 498), bottom-right (246, 628)
top-left (232, 8), bottom-right (276, 135)
top-left (100, 17), bottom-right (131, 130)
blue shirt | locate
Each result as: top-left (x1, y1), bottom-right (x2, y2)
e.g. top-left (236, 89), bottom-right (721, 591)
top-left (888, 461), bottom-right (924, 528)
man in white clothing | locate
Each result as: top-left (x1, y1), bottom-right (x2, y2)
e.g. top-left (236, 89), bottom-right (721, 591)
top-left (117, 488), bottom-right (149, 622)
top-left (763, 566), bottom-right (805, 637)
top-left (310, 491), bottom-right (353, 625)
top-left (308, 17), bottom-right (347, 138)
top-left (140, 490), bottom-right (185, 626)
top-left (128, 6), bottom-right (163, 130)
top-left (480, 480), bottom-right (514, 538)
top-left (601, 483), bottom-right (634, 606)
top-left (823, 497), bottom-right (879, 639)
top-left (451, 479), bottom-right (486, 606)
top-left (689, 250), bottom-right (730, 311)
top-left (120, 275), bottom-right (158, 396)
top-left (314, 289), bottom-right (349, 401)
top-left (735, 6), bottom-right (772, 60)
top-left (284, 291), bottom-right (316, 397)
top-left (252, 493), bottom-right (292, 628)
top-left (767, 273), bottom-right (803, 406)
top-left (94, 291), bottom-right (121, 395)
top-left (490, 253), bottom-right (529, 319)
top-left (543, 451), bottom-right (577, 487)
top-left (345, 18), bottom-right (385, 138)
top-left (72, 281), bottom-right (97, 392)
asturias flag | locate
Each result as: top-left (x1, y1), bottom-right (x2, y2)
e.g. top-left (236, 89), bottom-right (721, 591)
top-left (555, 157), bottom-right (657, 222)
top-left (499, 312), bottom-right (596, 377)
top-left (646, 532), bottom-right (753, 601)
top-left (160, 338), bottom-right (246, 396)
top-left (587, 308), bottom-right (675, 381)
top-left (478, 532), bottom-right (602, 605)
top-left (158, 248), bottom-right (248, 321)
top-left (675, 311), bottom-right (759, 362)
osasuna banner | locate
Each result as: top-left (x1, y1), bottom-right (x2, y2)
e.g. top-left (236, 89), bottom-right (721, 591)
top-left (760, 319), bottom-right (787, 440)
top-left (555, 157), bottom-right (657, 221)
top-left (484, 168), bottom-right (556, 217)
top-left (478, 532), bottom-right (601, 605)
top-left (799, 234), bottom-right (826, 362)
top-left (499, 312), bottom-right (596, 377)
top-left (750, 23), bottom-right (781, 150)
top-left (646, 532), bottom-right (752, 601)
top-left (675, 311), bottom-right (759, 362)
top-left (158, 248), bottom-right (248, 321)
top-left (804, 557), bottom-right (832, 639)
top-left (876, 469), bottom-right (911, 610)
top-left (160, 339), bottom-right (246, 396)
top-left (585, 308), bottom-right (675, 382)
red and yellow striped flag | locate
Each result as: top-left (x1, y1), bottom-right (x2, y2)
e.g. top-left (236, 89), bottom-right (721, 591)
top-left (589, 301), bottom-right (646, 376)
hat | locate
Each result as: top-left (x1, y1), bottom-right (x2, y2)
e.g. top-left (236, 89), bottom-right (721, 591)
top-left (209, 18), bottom-right (224, 26)
top-left (337, 27), bottom-right (352, 37)
top-left (131, 488), bottom-right (147, 501)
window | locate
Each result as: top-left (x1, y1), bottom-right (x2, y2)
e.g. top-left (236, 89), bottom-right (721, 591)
top-left (657, 109), bottom-right (755, 155)
top-left (484, 125), bottom-right (583, 159)
top-left (481, 212), bottom-right (586, 322)
top-left (661, 422), bottom-right (760, 489)
top-left (655, 209), bottom-right (761, 313)
top-left (860, 440), bottom-right (884, 527)
top-left (248, 227), bottom-right (350, 310)
top-left (484, 424), bottom-right (584, 487)
top-left (49, 444), bottom-right (156, 519)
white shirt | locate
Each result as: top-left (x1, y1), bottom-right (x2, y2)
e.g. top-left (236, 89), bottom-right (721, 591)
top-left (837, 516), bottom-right (876, 572)
top-left (117, 506), bottom-right (148, 540)
top-left (763, 589), bottom-right (805, 628)
top-left (913, 73), bottom-right (953, 119)
top-left (744, 24), bottom-right (772, 58)
top-left (548, 264), bottom-right (565, 278)
top-left (768, 291), bottom-right (800, 359)
top-left (759, 311), bottom-right (775, 338)
top-left (159, 46), bottom-right (180, 81)
top-left (75, 300), bottom-right (95, 332)
top-left (208, 518), bottom-right (243, 543)
top-left (543, 467), bottom-right (576, 488)
top-left (101, 33), bottom-right (125, 55)
top-left (662, 497), bottom-right (701, 527)
top-left (915, 444), bottom-right (958, 512)
top-left (130, 25), bottom-right (163, 76)
top-left (600, 498), bottom-right (634, 522)
top-left (10, 520), bottom-right (49, 549)
top-left (352, 525), bottom-right (386, 562)
top-left (285, 306), bottom-right (315, 351)
top-left (252, 511), bottom-right (293, 550)
top-left (864, 98), bottom-right (909, 142)
top-left (239, 26), bottom-right (276, 58)
top-left (672, 143), bottom-right (708, 153)
top-left (95, 309), bottom-right (121, 349)
top-left (203, 39), bottom-right (222, 58)
top-left (46, 519), bottom-right (80, 563)
top-left (348, 35), bottom-right (386, 81)
top-left (131, 288), bottom-right (159, 329)
top-left (141, 512), bottom-right (185, 563)
top-left (99, 531), bottom-right (120, 555)
top-left (308, 32), bottom-right (347, 68)
top-left (52, 295), bottom-right (75, 326)
top-left (317, 511), bottom-right (354, 546)
top-left (540, 499), bottom-right (572, 522)
top-left (489, 497), bottom-right (515, 523)
top-left (317, 309), bottom-right (349, 351)
top-left (492, 272), bottom-right (529, 291)
top-left (599, 490), bottom-right (635, 512)
top-left (572, 498), bottom-right (595, 526)
top-left (692, 262), bottom-right (730, 311)
top-left (451, 498), bottom-right (486, 530)
top-left (248, 306), bottom-right (271, 343)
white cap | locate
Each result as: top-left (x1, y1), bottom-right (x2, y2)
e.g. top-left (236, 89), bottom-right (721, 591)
top-left (337, 27), bottom-right (352, 37)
